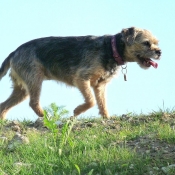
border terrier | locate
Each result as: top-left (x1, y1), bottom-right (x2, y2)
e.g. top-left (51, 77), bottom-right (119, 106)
top-left (0, 27), bottom-right (161, 120)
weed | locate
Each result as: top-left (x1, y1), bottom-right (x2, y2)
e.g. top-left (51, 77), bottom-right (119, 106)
top-left (43, 103), bottom-right (68, 140)
top-left (43, 103), bottom-right (76, 154)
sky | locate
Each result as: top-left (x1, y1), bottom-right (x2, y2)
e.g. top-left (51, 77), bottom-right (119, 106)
top-left (0, 1), bottom-right (175, 121)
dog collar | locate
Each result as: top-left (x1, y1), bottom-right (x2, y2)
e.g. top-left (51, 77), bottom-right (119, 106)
top-left (111, 35), bottom-right (125, 65)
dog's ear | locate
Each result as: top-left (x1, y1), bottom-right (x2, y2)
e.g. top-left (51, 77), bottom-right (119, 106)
top-left (121, 27), bottom-right (139, 46)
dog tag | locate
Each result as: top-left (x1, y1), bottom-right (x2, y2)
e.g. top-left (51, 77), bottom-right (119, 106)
top-left (121, 65), bottom-right (127, 81)
top-left (124, 74), bottom-right (127, 81)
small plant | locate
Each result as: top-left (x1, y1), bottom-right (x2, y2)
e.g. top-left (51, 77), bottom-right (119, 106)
top-left (43, 103), bottom-right (68, 132)
top-left (43, 103), bottom-right (76, 152)
top-left (59, 117), bottom-right (77, 151)
top-left (43, 103), bottom-right (69, 146)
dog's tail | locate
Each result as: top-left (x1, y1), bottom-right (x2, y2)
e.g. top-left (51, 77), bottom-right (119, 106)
top-left (0, 52), bottom-right (14, 80)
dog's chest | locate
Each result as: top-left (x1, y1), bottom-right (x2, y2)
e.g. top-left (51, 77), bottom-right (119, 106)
top-left (90, 65), bottom-right (120, 86)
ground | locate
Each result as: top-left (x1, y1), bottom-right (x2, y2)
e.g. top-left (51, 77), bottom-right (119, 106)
top-left (0, 111), bottom-right (175, 174)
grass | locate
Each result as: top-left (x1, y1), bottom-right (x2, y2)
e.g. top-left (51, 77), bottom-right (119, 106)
top-left (0, 105), bottom-right (175, 175)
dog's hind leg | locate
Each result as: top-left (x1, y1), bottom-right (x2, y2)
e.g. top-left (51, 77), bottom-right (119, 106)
top-left (93, 83), bottom-right (110, 119)
top-left (0, 84), bottom-right (28, 120)
top-left (74, 80), bottom-right (96, 116)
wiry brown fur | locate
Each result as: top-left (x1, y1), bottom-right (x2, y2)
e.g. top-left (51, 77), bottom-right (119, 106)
top-left (0, 27), bottom-right (161, 120)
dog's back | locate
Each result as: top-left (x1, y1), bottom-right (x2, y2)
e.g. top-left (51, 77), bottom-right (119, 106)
top-left (1, 36), bottom-right (110, 86)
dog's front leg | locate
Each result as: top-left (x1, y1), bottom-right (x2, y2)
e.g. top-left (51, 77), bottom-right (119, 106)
top-left (74, 80), bottom-right (96, 117)
top-left (93, 84), bottom-right (110, 119)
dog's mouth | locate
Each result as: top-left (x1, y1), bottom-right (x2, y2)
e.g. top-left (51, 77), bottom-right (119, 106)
top-left (137, 56), bottom-right (158, 68)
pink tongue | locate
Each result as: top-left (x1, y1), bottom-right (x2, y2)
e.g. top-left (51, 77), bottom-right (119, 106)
top-left (149, 60), bottom-right (158, 68)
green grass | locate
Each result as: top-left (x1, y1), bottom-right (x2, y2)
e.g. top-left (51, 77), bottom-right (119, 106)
top-left (0, 106), bottom-right (175, 175)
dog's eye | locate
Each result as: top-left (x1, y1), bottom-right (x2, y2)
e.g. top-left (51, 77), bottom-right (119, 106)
top-left (143, 41), bottom-right (151, 47)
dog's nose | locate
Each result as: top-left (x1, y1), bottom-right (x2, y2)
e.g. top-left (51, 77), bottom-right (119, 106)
top-left (155, 50), bottom-right (161, 57)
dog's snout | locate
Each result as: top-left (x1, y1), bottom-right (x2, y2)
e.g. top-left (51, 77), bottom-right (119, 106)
top-left (155, 50), bottom-right (161, 57)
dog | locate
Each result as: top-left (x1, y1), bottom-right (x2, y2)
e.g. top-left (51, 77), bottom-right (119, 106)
top-left (0, 27), bottom-right (161, 120)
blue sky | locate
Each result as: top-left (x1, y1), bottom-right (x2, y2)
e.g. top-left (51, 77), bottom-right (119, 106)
top-left (0, 1), bottom-right (175, 120)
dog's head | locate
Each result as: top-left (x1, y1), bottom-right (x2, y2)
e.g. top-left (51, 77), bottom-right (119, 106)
top-left (121, 27), bottom-right (161, 69)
